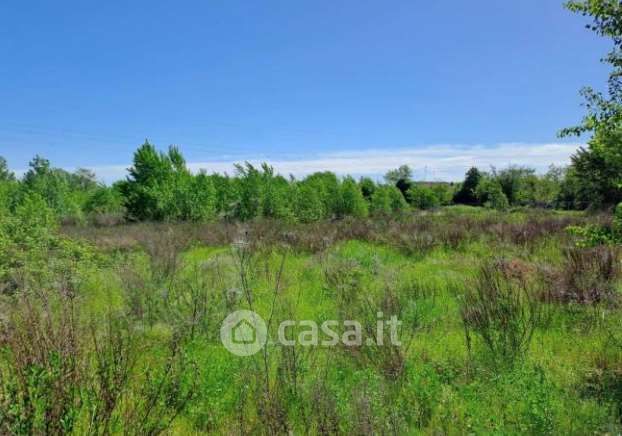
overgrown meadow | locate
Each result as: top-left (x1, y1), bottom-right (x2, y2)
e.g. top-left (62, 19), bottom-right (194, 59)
top-left (0, 198), bottom-right (621, 434)
top-left (0, 136), bottom-right (621, 434)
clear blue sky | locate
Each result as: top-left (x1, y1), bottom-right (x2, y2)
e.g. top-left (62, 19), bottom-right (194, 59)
top-left (0, 0), bottom-right (610, 181)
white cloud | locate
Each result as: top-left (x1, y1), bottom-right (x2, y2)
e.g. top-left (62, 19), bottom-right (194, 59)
top-left (31, 142), bottom-right (584, 183)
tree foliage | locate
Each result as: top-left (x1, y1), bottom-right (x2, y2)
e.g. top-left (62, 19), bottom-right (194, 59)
top-left (339, 177), bottom-right (368, 218)
top-left (385, 165), bottom-right (413, 199)
top-left (453, 167), bottom-right (482, 206)
top-left (407, 184), bottom-right (439, 210)
top-left (560, 1), bottom-right (622, 207)
top-left (476, 178), bottom-right (509, 210)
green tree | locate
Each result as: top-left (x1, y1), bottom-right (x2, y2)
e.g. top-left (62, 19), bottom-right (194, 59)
top-left (259, 165), bottom-right (292, 220)
top-left (371, 185), bottom-right (408, 214)
top-left (7, 192), bottom-right (58, 244)
top-left (562, 0), bottom-right (622, 136)
top-left (211, 173), bottom-right (236, 219)
top-left (476, 178), bottom-right (509, 210)
top-left (494, 166), bottom-right (536, 206)
top-left (69, 168), bottom-right (98, 191)
top-left (303, 172), bottom-right (341, 219)
top-left (385, 165), bottom-right (413, 185)
top-left (0, 158), bottom-right (18, 214)
top-left (453, 167), bottom-right (482, 205)
top-left (387, 185), bottom-right (408, 212)
top-left (530, 165), bottom-right (564, 208)
top-left (294, 182), bottom-right (324, 223)
top-left (370, 186), bottom-right (392, 215)
top-left (430, 183), bottom-right (455, 206)
top-left (359, 177), bottom-right (376, 201)
top-left (21, 155), bottom-right (85, 220)
top-left (185, 172), bottom-right (216, 222)
top-left (121, 141), bottom-right (216, 221)
top-left (120, 141), bottom-right (171, 220)
top-left (84, 185), bottom-right (124, 215)
top-left (560, 1), bottom-right (622, 207)
top-left (340, 177), bottom-right (368, 218)
top-left (385, 165), bottom-right (413, 198)
top-left (407, 184), bottom-right (439, 210)
top-left (569, 129), bottom-right (622, 207)
top-left (232, 163), bottom-right (263, 221)
top-left (0, 157), bottom-right (14, 182)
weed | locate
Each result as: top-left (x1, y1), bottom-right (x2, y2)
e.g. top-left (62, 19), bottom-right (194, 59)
top-left (458, 258), bottom-right (547, 366)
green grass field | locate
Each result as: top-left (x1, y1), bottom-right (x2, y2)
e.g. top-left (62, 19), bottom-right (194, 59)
top-left (1, 207), bottom-right (621, 434)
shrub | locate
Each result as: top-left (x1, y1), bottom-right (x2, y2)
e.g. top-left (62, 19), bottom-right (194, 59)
top-left (547, 246), bottom-right (621, 305)
top-left (453, 167), bottom-right (482, 205)
top-left (407, 184), bottom-right (439, 210)
top-left (359, 177), bottom-right (376, 201)
top-left (476, 178), bottom-right (509, 210)
top-left (302, 172), bottom-right (342, 219)
top-left (495, 166), bottom-right (536, 206)
top-left (566, 202), bottom-right (622, 246)
top-left (387, 185), bottom-right (408, 212)
top-left (370, 186), bottom-right (392, 215)
top-left (458, 258), bottom-right (546, 365)
top-left (340, 177), bottom-right (368, 218)
top-left (369, 186), bottom-right (404, 215)
top-left (121, 142), bottom-right (219, 222)
top-left (566, 223), bottom-right (617, 247)
top-left (294, 183), bottom-right (324, 223)
top-left (0, 284), bottom-right (83, 435)
top-left (0, 193), bottom-right (59, 285)
top-left (309, 382), bottom-right (340, 434)
top-left (430, 183), bottom-right (455, 206)
top-left (84, 186), bottom-right (124, 216)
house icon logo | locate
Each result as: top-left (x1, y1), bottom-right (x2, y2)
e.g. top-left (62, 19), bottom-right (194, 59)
top-left (232, 318), bottom-right (256, 344)
top-left (220, 310), bottom-right (267, 356)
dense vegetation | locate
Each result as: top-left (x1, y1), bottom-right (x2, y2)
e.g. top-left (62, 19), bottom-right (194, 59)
top-left (0, 144), bottom-right (601, 229)
top-left (1, 205), bottom-right (622, 434)
top-left (1, 0), bottom-right (622, 434)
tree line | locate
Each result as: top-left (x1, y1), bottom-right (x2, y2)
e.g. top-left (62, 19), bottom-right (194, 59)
top-left (1, 1), bottom-right (620, 224)
top-left (0, 140), bottom-right (600, 225)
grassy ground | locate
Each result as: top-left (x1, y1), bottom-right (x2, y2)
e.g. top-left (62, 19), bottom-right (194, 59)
top-left (173, 240), bottom-right (617, 434)
top-left (1, 207), bottom-right (621, 434)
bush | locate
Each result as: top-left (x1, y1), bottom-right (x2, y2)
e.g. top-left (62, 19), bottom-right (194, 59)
top-left (453, 167), bottom-right (482, 205)
top-left (370, 186), bottom-right (392, 215)
top-left (294, 183), bottom-right (324, 223)
top-left (370, 186), bottom-right (407, 215)
top-left (340, 177), bottom-right (368, 218)
top-left (387, 186), bottom-right (408, 212)
top-left (1, 192), bottom-right (57, 248)
top-left (458, 258), bottom-right (546, 365)
top-left (121, 142), bottom-right (219, 222)
top-left (407, 185), bottom-right (439, 210)
top-left (567, 223), bottom-right (617, 247)
top-left (495, 166), bottom-right (536, 206)
top-left (567, 202), bottom-right (622, 247)
top-left (430, 183), bottom-right (455, 206)
top-left (476, 178), bottom-right (509, 210)
top-left (84, 185), bottom-right (124, 216)
top-left (546, 246), bottom-right (621, 305)
top-left (0, 288), bottom-right (83, 435)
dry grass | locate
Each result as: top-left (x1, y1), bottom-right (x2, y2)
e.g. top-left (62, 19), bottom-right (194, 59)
top-left (61, 210), bottom-right (587, 256)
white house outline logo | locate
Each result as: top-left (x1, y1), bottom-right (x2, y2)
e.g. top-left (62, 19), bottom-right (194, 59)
top-left (232, 318), bottom-right (256, 344)
top-left (220, 310), bottom-right (267, 356)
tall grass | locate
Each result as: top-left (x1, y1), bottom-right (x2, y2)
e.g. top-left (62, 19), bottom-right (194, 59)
top-left (458, 258), bottom-right (549, 366)
top-left (0, 208), bottom-right (617, 433)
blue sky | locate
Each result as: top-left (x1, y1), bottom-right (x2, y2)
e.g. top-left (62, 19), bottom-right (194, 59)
top-left (0, 0), bottom-right (609, 181)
